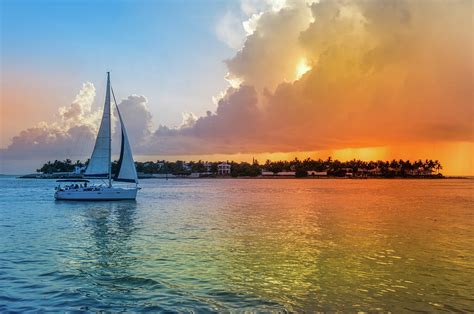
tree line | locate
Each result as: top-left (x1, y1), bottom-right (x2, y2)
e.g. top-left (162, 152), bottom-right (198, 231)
top-left (37, 157), bottom-right (443, 178)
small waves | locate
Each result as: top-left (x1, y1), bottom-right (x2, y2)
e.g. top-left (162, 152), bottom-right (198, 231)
top-left (0, 178), bottom-right (473, 311)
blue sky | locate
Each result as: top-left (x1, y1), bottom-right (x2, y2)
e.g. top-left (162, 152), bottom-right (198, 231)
top-left (1, 0), bottom-right (238, 131)
top-left (3, 0), bottom-right (471, 176)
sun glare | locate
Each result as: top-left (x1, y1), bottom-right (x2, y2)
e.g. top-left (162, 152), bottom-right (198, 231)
top-left (295, 58), bottom-right (311, 80)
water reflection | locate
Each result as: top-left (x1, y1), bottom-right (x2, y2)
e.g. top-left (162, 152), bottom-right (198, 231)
top-left (83, 201), bottom-right (138, 270)
top-left (213, 191), bottom-right (324, 311)
top-left (56, 201), bottom-right (141, 303)
top-left (1, 178), bottom-right (472, 311)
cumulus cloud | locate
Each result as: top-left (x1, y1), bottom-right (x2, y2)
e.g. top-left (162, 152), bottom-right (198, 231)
top-left (142, 86), bottom-right (261, 155)
top-left (179, 112), bottom-right (198, 129)
top-left (226, 0), bottom-right (314, 91)
top-left (155, 0), bottom-right (473, 154)
top-left (114, 95), bottom-right (153, 147)
top-left (2, 0), bottom-right (473, 170)
top-left (58, 82), bottom-right (97, 126)
top-left (1, 83), bottom-right (98, 161)
top-left (1, 83), bottom-right (154, 165)
top-left (216, 11), bottom-right (247, 49)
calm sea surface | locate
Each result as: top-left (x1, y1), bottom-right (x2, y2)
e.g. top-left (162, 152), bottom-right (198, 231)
top-left (0, 177), bottom-right (473, 312)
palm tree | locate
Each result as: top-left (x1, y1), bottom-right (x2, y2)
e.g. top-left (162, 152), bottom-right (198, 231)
top-left (435, 160), bottom-right (443, 174)
top-left (264, 159), bottom-right (272, 170)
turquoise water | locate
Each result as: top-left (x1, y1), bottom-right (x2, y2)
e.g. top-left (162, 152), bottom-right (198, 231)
top-left (0, 177), bottom-right (473, 311)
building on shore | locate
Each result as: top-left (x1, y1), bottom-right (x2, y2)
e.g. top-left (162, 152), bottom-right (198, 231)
top-left (218, 163), bottom-right (231, 175)
top-left (407, 167), bottom-right (435, 176)
top-left (368, 167), bottom-right (382, 176)
top-left (356, 168), bottom-right (368, 177)
top-left (20, 172), bottom-right (83, 179)
top-left (74, 165), bottom-right (86, 174)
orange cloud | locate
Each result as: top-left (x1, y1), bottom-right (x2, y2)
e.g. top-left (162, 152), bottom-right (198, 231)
top-left (1, 0), bottom-right (473, 175)
top-left (150, 0), bottom-right (473, 166)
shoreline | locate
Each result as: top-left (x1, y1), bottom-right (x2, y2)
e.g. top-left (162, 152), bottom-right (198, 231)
top-left (13, 174), bottom-right (472, 180)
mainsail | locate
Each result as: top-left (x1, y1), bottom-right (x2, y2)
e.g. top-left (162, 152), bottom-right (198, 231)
top-left (84, 72), bottom-right (112, 179)
top-left (113, 93), bottom-right (138, 183)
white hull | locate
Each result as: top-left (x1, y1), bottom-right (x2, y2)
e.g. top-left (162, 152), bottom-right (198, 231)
top-left (55, 187), bottom-right (138, 201)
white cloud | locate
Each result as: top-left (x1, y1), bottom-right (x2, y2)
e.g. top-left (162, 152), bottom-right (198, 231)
top-left (153, 0), bottom-right (474, 155)
top-left (215, 11), bottom-right (246, 49)
top-left (58, 82), bottom-right (97, 127)
top-left (179, 112), bottom-right (198, 129)
top-left (2, 0), bottom-right (472, 174)
top-left (242, 12), bottom-right (263, 35)
top-left (1, 83), bottom-right (155, 168)
top-left (114, 95), bottom-right (153, 147)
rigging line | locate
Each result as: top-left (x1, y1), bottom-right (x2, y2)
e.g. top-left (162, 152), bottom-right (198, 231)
top-left (110, 85), bottom-right (120, 116)
top-left (110, 84), bottom-right (122, 176)
top-left (110, 85), bottom-right (125, 152)
top-left (110, 85), bottom-right (121, 137)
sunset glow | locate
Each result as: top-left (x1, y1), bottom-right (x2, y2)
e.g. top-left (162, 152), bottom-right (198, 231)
top-left (295, 58), bottom-right (311, 80)
top-left (1, 2), bottom-right (473, 313)
top-left (1, 0), bottom-right (472, 175)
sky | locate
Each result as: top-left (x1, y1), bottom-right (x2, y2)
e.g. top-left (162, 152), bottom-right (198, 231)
top-left (1, 0), bottom-right (473, 175)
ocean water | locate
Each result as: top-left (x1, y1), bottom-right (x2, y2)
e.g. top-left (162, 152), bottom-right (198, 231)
top-left (0, 177), bottom-right (473, 312)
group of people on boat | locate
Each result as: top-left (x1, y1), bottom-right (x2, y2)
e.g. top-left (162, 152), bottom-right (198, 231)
top-left (56, 182), bottom-right (103, 192)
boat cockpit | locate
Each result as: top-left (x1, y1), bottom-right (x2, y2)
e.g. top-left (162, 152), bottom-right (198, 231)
top-left (55, 179), bottom-right (100, 191)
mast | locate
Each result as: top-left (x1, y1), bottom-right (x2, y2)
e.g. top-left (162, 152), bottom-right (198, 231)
top-left (106, 72), bottom-right (112, 188)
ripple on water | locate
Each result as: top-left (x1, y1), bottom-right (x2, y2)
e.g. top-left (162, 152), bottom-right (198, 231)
top-left (0, 178), bottom-right (473, 311)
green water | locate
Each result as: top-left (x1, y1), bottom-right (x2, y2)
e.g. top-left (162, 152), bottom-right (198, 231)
top-left (0, 177), bottom-right (473, 311)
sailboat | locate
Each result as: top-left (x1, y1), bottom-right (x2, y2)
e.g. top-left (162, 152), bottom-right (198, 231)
top-left (55, 72), bottom-right (140, 200)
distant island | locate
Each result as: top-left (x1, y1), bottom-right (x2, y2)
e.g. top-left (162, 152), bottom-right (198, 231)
top-left (21, 157), bottom-right (444, 179)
